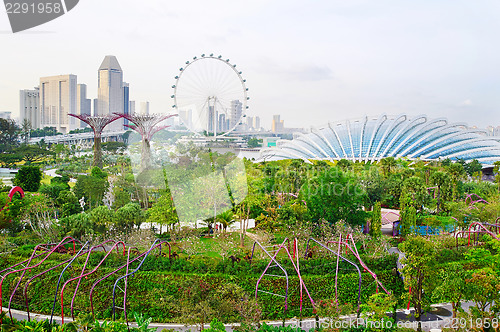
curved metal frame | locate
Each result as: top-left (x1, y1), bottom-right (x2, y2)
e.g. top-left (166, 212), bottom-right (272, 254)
top-left (60, 241), bottom-right (126, 323)
top-left (467, 222), bottom-right (499, 246)
top-left (251, 239), bottom-right (290, 311)
top-left (23, 242), bottom-right (90, 321)
top-left (0, 236), bottom-right (80, 321)
top-left (326, 234), bottom-right (390, 295)
top-left (305, 238), bottom-right (362, 313)
top-left (111, 240), bottom-right (171, 323)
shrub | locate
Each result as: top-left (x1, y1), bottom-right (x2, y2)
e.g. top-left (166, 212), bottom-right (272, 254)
top-left (13, 165), bottom-right (42, 192)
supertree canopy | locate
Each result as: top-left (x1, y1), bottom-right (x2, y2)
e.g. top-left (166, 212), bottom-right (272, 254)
top-left (116, 113), bottom-right (177, 171)
top-left (69, 114), bottom-right (121, 168)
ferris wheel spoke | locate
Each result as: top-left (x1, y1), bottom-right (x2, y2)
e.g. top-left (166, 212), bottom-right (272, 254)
top-left (174, 55), bottom-right (247, 135)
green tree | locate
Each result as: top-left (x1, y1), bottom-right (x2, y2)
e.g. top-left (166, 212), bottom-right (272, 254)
top-left (58, 212), bottom-right (92, 239)
top-left (429, 171), bottom-right (451, 214)
top-left (402, 176), bottom-right (428, 210)
top-left (370, 201), bottom-right (382, 237)
top-left (336, 159), bottom-right (353, 171)
top-left (400, 236), bottom-right (437, 332)
top-left (146, 194), bottom-right (178, 233)
top-left (361, 293), bottom-right (397, 331)
top-left (73, 169), bottom-right (108, 209)
top-left (21, 119), bottom-right (32, 145)
top-left (399, 195), bottom-right (416, 237)
top-left (114, 203), bottom-right (144, 233)
top-left (217, 210), bottom-right (236, 232)
top-left (0, 118), bottom-right (20, 152)
top-left (464, 268), bottom-right (500, 324)
top-left (90, 205), bottom-right (115, 234)
top-left (13, 165), bottom-right (42, 192)
top-left (14, 145), bottom-right (55, 164)
top-left (247, 138), bottom-right (261, 148)
top-left (494, 161), bottom-right (500, 193)
top-left (0, 153), bottom-right (23, 168)
top-left (56, 190), bottom-right (81, 218)
top-left (301, 168), bottom-right (368, 226)
top-left (102, 141), bottom-right (127, 154)
top-left (432, 262), bottom-right (468, 318)
top-left (380, 157), bottom-right (397, 176)
top-left (446, 162), bottom-right (466, 200)
top-left (464, 159), bottom-right (482, 177)
top-left (39, 183), bottom-right (68, 200)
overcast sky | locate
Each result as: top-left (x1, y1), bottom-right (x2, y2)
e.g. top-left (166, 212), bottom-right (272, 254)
top-left (1, 0), bottom-right (500, 129)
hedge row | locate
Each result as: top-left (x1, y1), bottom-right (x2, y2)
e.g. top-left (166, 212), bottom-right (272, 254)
top-left (0, 253), bottom-right (404, 322)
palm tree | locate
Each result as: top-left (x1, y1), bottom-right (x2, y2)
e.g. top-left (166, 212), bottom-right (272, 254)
top-left (380, 157), bottom-right (397, 176)
top-left (217, 210), bottom-right (236, 232)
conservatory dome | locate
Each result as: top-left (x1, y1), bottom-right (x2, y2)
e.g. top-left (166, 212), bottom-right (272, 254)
top-left (259, 114), bottom-right (500, 165)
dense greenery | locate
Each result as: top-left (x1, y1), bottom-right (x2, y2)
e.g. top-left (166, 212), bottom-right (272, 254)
top-left (2, 134), bottom-right (500, 330)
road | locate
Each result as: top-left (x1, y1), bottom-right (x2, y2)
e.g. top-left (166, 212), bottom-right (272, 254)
top-left (3, 301), bottom-right (480, 332)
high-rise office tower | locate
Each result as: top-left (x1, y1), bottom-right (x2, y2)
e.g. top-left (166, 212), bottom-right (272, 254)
top-left (77, 84), bottom-right (91, 128)
top-left (140, 101), bottom-right (149, 115)
top-left (229, 100), bottom-right (242, 129)
top-left (97, 55), bottom-right (124, 131)
top-left (218, 113), bottom-right (226, 132)
top-left (208, 105), bottom-right (218, 133)
top-left (246, 116), bottom-right (254, 130)
top-left (20, 87), bottom-right (40, 129)
top-left (123, 82), bottom-right (130, 127)
top-left (272, 115), bottom-right (284, 133)
top-left (129, 101), bottom-right (136, 115)
top-left (253, 116), bottom-right (260, 130)
top-left (179, 109), bottom-right (192, 129)
top-left (40, 74), bottom-right (77, 133)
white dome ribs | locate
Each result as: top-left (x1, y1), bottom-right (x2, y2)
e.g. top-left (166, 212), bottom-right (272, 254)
top-left (259, 114), bottom-right (500, 165)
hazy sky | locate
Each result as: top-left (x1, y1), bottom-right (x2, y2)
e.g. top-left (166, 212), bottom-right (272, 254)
top-left (1, 0), bottom-right (500, 129)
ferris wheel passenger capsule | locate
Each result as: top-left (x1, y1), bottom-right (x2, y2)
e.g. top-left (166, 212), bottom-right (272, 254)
top-left (218, 55), bottom-right (222, 58)
top-left (239, 71), bottom-right (242, 74)
top-left (210, 53), bottom-right (214, 56)
top-left (201, 54), bottom-right (205, 57)
top-left (186, 61), bottom-right (190, 64)
top-left (171, 95), bottom-right (174, 98)
top-left (193, 56), bottom-right (197, 60)
top-left (226, 59), bottom-right (230, 62)
top-left (172, 85), bottom-right (176, 88)
top-left (179, 68), bottom-right (183, 71)
top-left (175, 76), bottom-right (179, 79)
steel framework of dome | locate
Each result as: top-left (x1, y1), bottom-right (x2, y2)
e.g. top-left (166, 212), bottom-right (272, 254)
top-left (259, 114), bottom-right (500, 165)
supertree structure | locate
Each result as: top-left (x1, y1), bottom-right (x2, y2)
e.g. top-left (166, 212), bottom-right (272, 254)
top-left (116, 113), bottom-right (177, 172)
top-left (69, 114), bottom-right (121, 169)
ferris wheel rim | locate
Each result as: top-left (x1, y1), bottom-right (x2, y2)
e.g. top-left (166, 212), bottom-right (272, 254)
top-left (172, 54), bottom-right (249, 137)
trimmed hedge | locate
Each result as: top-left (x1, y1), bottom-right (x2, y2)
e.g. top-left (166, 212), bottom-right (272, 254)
top-left (0, 252), bottom-right (404, 323)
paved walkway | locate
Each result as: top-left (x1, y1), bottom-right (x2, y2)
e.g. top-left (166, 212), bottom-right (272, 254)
top-left (3, 301), bottom-right (481, 332)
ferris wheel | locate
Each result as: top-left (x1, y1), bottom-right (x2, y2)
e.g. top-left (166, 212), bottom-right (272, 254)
top-left (171, 54), bottom-right (249, 136)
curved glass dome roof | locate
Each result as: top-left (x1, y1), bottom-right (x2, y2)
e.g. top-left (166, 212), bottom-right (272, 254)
top-left (259, 114), bottom-right (500, 165)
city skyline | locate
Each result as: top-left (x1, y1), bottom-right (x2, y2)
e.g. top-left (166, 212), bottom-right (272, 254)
top-left (1, 0), bottom-right (500, 130)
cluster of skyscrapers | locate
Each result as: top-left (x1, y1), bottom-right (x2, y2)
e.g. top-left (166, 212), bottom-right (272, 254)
top-left (19, 56), bottom-right (150, 134)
